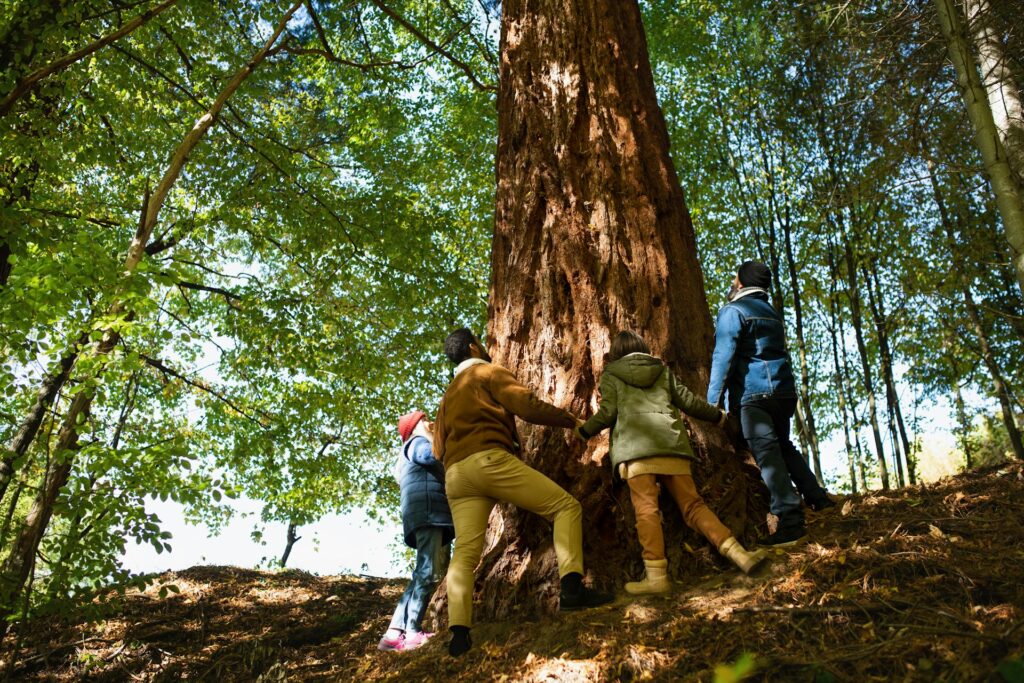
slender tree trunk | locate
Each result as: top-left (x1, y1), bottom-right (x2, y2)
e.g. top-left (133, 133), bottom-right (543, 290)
top-left (280, 522), bottom-right (301, 568)
top-left (862, 265), bottom-right (907, 488)
top-left (0, 243), bottom-right (10, 288)
top-left (0, 478), bottom-right (27, 551)
top-left (782, 213), bottom-right (822, 481)
top-left (963, 293), bottom-right (1023, 459)
top-left (955, 386), bottom-right (974, 470)
top-left (0, 2), bottom-right (303, 629)
top-left (827, 245), bottom-right (857, 493)
top-left (926, 157), bottom-right (1024, 461)
top-left (0, 334), bottom-right (86, 501)
top-left (854, 433), bottom-right (869, 491)
top-left (864, 264), bottom-right (916, 484)
top-left (467, 0), bottom-right (766, 620)
top-left (934, 0), bottom-right (1024, 295)
top-left (965, 0), bottom-right (1024, 180)
top-left (841, 228), bottom-right (890, 489)
top-left (0, 0), bottom-right (181, 117)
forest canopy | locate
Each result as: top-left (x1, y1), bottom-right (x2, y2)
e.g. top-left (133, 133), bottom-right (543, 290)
top-left (1, 0), bottom-right (1022, 628)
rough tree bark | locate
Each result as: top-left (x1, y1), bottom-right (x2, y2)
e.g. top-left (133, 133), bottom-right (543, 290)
top-left (934, 0), bottom-right (1024, 296)
top-left (464, 0), bottom-right (768, 621)
top-left (0, 0), bottom-right (303, 629)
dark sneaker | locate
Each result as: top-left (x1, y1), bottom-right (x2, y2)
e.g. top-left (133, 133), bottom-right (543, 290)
top-left (377, 634), bottom-right (405, 651)
top-left (757, 527), bottom-right (808, 548)
top-left (807, 496), bottom-right (836, 512)
top-left (560, 585), bottom-right (615, 611)
top-left (448, 626), bottom-right (472, 657)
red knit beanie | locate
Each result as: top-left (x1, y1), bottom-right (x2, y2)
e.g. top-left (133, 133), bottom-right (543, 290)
top-left (398, 410), bottom-right (426, 442)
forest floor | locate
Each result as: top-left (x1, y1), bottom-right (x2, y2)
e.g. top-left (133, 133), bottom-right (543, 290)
top-left (6, 463), bottom-right (1024, 682)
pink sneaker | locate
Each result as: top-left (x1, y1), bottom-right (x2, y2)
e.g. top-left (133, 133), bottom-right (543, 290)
top-left (402, 631), bottom-right (434, 650)
top-left (377, 634), bottom-right (405, 651)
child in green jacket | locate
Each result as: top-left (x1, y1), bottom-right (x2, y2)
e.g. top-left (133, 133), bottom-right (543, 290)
top-left (577, 331), bottom-right (767, 593)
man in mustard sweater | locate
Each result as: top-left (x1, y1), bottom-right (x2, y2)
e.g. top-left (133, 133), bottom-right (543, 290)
top-left (434, 328), bottom-right (614, 657)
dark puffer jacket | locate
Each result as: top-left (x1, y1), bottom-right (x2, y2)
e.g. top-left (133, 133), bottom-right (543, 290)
top-left (398, 435), bottom-right (455, 548)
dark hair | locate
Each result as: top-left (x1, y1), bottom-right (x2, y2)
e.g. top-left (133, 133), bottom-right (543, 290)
top-left (609, 331), bottom-right (650, 362)
top-left (444, 328), bottom-right (478, 364)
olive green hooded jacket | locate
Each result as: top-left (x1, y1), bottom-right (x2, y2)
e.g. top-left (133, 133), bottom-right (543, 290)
top-left (579, 353), bottom-right (722, 468)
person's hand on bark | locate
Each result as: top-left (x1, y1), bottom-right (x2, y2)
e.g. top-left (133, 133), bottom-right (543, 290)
top-left (573, 417), bottom-right (587, 441)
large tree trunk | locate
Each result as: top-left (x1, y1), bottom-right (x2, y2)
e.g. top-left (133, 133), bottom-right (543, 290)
top-left (934, 0), bottom-right (1024, 296)
top-left (470, 0), bottom-right (767, 621)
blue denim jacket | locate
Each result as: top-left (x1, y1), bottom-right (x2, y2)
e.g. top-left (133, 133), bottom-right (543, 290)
top-left (706, 291), bottom-right (796, 411)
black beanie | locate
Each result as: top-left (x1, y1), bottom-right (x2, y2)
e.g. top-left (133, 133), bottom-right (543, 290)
top-left (737, 261), bottom-right (772, 289)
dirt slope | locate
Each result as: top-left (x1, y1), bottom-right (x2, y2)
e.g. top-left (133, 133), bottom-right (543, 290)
top-left (7, 463), bottom-right (1024, 682)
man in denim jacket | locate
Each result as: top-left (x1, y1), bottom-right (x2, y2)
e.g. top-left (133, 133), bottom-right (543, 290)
top-left (707, 261), bottom-right (835, 546)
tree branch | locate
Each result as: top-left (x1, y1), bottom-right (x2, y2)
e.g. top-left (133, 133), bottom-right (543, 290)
top-left (175, 280), bottom-right (243, 306)
top-left (139, 353), bottom-right (271, 429)
top-left (0, 0), bottom-right (180, 117)
top-left (368, 0), bottom-right (495, 92)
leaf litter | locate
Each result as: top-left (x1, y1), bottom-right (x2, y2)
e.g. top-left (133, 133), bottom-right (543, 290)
top-left (6, 463), bottom-right (1024, 681)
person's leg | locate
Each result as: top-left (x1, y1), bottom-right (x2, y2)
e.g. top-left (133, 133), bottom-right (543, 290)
top-left (474, 449), bottom-right (612, 609)
top-left (626, 475), bottom-right (666, 561)
top-left (771, 399), bottom-right (830, 504)
top-left (405, 528), bottom-right (445, 635)
top-left (475, 450), bottom-right (583, 577)
top-left (740, 403), bottom-right (805, 534)
top-left (623, 474), bottom-right (671, 594)
top-left (445, 496), bottom-right (495, 629)
top-left (378, 580), bottom-right (414, 650)
top-left (660, 474), bottom-right (732, 548)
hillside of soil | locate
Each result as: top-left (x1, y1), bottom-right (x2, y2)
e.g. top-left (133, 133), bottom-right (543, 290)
top-left (6, 463), bottom-right (1024, 682)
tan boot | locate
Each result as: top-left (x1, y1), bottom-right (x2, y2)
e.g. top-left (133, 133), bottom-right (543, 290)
top-left (624, 559), bottom-right (670, 594)
top-left (719, 537), bottom-right (769, 575)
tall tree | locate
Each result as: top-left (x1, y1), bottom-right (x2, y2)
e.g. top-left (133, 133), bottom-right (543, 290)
top-left (0, 0), bottom-right (304, 628)
top-left (934, 0), bottom-right (1024, 295)
top-left (469, 0), bottom-right (767, 619)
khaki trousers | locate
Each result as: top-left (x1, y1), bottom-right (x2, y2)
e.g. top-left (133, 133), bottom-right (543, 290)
top-left (444, 448), bottom-right (584, 627)
top-left (626, 474), bottom-right (732, 560)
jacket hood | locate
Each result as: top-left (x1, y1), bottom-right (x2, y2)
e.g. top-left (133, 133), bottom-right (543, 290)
top-left (605, 353), bottom-right (666, 388)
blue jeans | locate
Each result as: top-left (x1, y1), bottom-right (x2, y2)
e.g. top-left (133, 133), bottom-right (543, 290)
top-left (389, 527), bottom-right (450, 633)
top-left (740, 398), bottom-right (826, 530)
